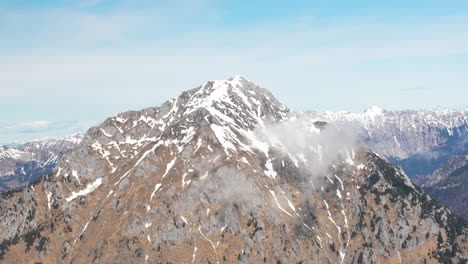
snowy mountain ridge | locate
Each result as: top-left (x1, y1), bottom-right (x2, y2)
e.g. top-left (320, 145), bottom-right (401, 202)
top-left (0, 134), bottom-right (83, 191)
top-left (307, 107), bottom-right (467, 133)
top-left (306, 107), bottom-right (468, 159)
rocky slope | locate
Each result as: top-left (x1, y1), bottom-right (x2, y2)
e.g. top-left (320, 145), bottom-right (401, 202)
top-left (422, 155), bottom-right (468, 219)
top-left (0, 135), bottom-right (82, 191)
top-left (0, 76), bottom-right (466, 263)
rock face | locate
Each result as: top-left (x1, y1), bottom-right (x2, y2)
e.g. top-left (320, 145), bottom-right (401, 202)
top-left (422, 155), bottom-right (468, 219)
top-left (0, 135), bottom-right (82, 191)
top-left (0, 76), bottom-right (467, 263)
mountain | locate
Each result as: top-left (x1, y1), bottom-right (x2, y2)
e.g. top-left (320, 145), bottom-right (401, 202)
top-left (422, 155), bottom-right (468, 219)
top-left (0, 76), bottom-right (467, 263)
top-left (0, 135), bottom-right (82, 192)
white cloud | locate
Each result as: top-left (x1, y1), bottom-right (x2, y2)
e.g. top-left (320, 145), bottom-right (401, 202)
top-left (0, 120), bottom-right (93, 144)
top-left (258, 117), bottom-right (360, 181)
top-left (1, 121), bottom-right (50, 131)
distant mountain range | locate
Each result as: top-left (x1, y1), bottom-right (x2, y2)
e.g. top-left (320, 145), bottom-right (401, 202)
top-left (306, 107), bottom-right (468, 218)
top-left (306, 106), bottom-right (468, 160)
top-left (0, 76), bottom-right (466, 263)
top-left (0, 134), bottom-right (82, 191)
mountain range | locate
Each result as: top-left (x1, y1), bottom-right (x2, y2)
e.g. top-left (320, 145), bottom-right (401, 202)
top-left (306, 107), bottom-right (468, 218)
top-left (0, 135), bottom-right (82, 192)
top-left (306, 106), bottom-right (468, 161)
top-left (0, 76), bottom-right (466, 263)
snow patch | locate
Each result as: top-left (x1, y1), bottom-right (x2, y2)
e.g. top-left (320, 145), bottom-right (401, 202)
top-left (264, 159), bottom-right (277, 178)
top-left (65, 178), bottom-right (103, 202)
top-left (46, 190), bottom-right (52, 209)
top-left (71, 170), bottom-right (81, 185)
top-left (162, 158), bottom-right (176, 179)
top-left (269, 190), bottom-right (293, 217)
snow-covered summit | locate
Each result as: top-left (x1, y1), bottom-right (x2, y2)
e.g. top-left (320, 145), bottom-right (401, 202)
top-left (53, 76), bottom-right (290, 194)
top-left (364, 105), bottom-right (385, 117)
top-left (183, 75), bottom-right (288, 127)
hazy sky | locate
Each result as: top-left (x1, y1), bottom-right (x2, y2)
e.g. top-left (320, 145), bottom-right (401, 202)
top-left (1, 0), bottom-right (467, 143)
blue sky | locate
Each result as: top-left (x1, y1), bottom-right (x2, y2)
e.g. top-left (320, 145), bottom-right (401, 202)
top-left (0, 0), bottom-right (467, 143)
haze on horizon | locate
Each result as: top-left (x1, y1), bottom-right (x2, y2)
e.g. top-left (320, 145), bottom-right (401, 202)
top-left (0, 0), bottom-right (467, 143)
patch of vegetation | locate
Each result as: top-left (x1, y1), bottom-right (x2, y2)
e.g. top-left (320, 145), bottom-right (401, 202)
top-left (27, 208), bottom-right (36, 222)
top-left (0, 188), bottom-right (23, 199)
top-left (356, 210), bottom-right (366, 231)
top-left (36, 237), bottom-right (50, 253)
top-left (357, 252), bottom-right (364, 263)
top-left (444, 213), bottom-right (467, 244)
top-left (0, 234), bottom-right (20, 259)
top-left (329, 242), bottom-right (336, 252)
top-left (0, 220), bottom-right (50, 259)
top-left (367, 174), bottom-right (380, 187)
top-left (437, 231), bottom-right (444, 245)
top-left (24, 229), bottom-right (41, 252)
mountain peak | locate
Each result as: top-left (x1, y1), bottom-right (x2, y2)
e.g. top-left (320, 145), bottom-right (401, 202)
top-left (363, 106), bottom-right (385, 121)
top-left (228, 74), bottom-right (247, 81)
top-left (186, 76), bottom-right (288, 126)
top-left (200, 75), bottom-right (257, 95)
top-left (364, 105), bottom-right (384, 115)
top-left (52, 77), bottom-right (290, 193)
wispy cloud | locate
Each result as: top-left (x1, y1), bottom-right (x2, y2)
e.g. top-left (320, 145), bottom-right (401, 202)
top-left (1, 121), bottom-right (50, 133)
top-left (0, 120), bottom-right (94, 144)
top-left (399, 87), bottom-right (430, 92)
